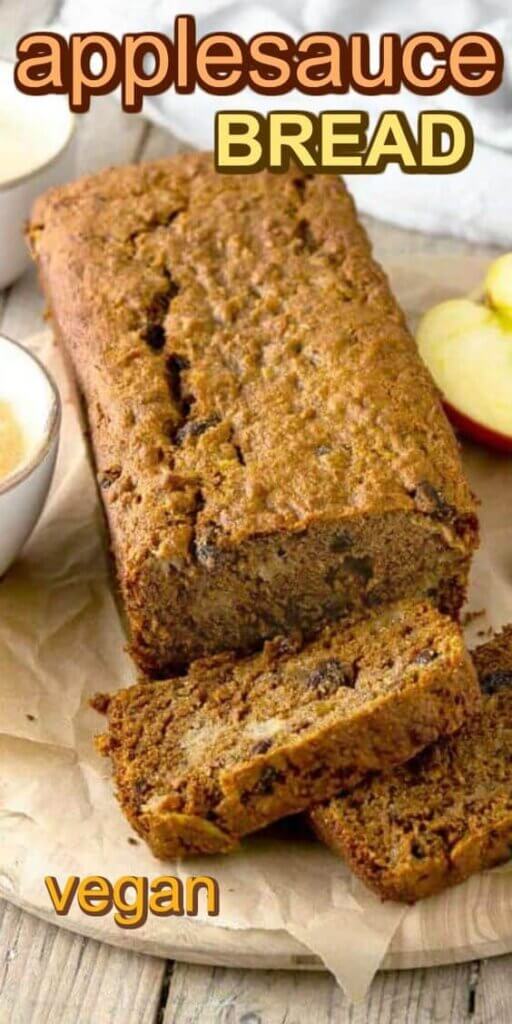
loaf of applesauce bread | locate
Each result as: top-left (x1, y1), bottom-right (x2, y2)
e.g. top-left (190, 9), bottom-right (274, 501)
top-left (29, 154), bottom-right (478, 674)
top-left (93, 599), bottom-right (479, 858)
top-left (310, 628), bottom-right (512, 903)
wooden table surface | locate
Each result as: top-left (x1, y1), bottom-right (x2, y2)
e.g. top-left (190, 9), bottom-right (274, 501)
top-left (1, 2), bottom-right (512, 1020)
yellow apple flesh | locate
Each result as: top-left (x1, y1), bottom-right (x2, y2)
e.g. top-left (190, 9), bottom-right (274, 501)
top-left (485, 253), bottom-right (512, 319)
top-left (417, 297), bottom-right (512, 452)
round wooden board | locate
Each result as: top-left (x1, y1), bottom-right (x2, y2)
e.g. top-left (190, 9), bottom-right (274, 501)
top-left (3, 868), bottom-right (512, 973)
top-left (3, 291), bottom-right (512, 981)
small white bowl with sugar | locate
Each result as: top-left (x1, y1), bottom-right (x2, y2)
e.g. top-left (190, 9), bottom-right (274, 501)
top-left (0, 333), bottom-right (61, 576)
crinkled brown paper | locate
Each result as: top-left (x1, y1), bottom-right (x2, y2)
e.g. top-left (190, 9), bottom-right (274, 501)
top-left (1, 256), bottom-right (512, 1001)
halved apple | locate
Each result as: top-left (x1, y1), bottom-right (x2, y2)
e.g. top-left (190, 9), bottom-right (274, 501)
top-left (417, 262), bottom-right (512, 452)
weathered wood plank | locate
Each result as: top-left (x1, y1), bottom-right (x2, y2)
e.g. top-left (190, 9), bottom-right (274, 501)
top-left (164, 962), bottom-right (339, 1024)
top-left (473, 956), bottom-right (512, 1024)
top-left (362, 214), bottom-right (500, 263)
top-left (0, 287), bottom-right (9, 323)
top-left (360, 963), bottom-right (475, 1024)
top-left (74, 97), bottom-right (148, 175)
top-left (163, 960), bottom-right (478, 1024)
top-left (0, 265), bottom-right (45, 339)
top-left (139, 122), bottom-right (188, 162)
top-left (0, 901), bottom-right (168, 1024)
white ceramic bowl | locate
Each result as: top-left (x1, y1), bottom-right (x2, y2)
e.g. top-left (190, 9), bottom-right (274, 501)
top-left (0, 334), bottom-right (61, 576)
top-left (0, 57), bottom-right (75, 289)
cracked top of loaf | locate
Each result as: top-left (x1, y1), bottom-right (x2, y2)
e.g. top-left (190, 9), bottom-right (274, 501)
top-left (29, 153), bottom-right (476, 571)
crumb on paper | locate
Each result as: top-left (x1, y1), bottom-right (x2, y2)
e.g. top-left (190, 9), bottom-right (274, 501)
top-left (462, 609), bottom-right (485, 627)
top-left (477, 626), bottom-right (494, 638)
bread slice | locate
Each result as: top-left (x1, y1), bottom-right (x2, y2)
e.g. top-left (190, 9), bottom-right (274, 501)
top-left (310, 627), bottom-right (512, 903)
top-left (93, 599), bottom-right (478, 858)
top-left (30, 155), bottom-right (477, 675)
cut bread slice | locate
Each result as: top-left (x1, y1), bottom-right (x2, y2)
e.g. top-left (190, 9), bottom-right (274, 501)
top-left (310, 627), bottom-right (512, 902)
top-left (93, 599), bottom-right (478, 858)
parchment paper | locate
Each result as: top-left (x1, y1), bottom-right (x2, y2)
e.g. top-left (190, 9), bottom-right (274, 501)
top-left (1, 254), bottom-right (512, 1002)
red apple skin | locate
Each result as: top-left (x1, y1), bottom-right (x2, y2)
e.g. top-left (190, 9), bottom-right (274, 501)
top-left (443, 401), bottom-right (512, 454)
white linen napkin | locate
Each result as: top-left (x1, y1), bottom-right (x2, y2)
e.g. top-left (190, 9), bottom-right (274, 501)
top-left (47, 0), bottom-right (512, 244)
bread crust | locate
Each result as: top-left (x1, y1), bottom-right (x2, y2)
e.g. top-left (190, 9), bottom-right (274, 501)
top-left (93, 600), bottom-right (479, 858)
top-left (310, 627), bottom-right (512, 903)
top-left (29, 154), bottom-right (478, 673)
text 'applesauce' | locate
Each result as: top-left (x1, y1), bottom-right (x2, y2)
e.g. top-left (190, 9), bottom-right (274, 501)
top-left (0, 400), bottom-right (25, 481)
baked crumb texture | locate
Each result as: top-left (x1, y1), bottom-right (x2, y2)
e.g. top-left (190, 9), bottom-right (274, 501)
top-left (94, 599), bottom-right (479, 858)
top-left (310, 626), bottom-right (512, 903)
top-left (29, 155), bottom-right (478, 675)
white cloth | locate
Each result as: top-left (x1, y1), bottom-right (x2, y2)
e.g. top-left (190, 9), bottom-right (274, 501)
top-left (52, 2), bottom-right (512, 243)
